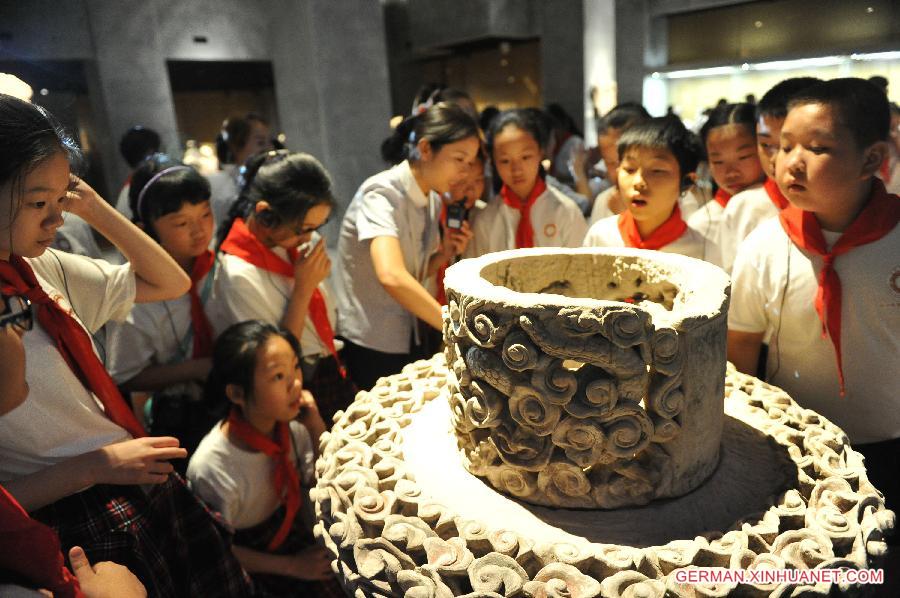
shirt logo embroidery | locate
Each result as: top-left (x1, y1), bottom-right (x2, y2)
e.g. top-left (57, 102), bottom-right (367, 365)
top-left (544, 223), bottom-right (557, 238)
top-left (890, 267), bottom-right (900, 295)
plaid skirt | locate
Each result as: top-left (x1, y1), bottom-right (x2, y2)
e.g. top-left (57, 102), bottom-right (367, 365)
top-left (304, 354), bottom-right (358, 426)
top-left (234, 505), bottom-right (345, 598)
top-left (31, 475), bottom-right (252, 598)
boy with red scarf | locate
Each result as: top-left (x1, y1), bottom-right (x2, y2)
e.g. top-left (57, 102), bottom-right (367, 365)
top-left (583, 116), bottom-right (707, 258)
top-left (728, 79), bottom-right (900, 518)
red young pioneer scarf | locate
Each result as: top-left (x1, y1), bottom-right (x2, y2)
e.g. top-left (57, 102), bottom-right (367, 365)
top-left (764, 178), bottom-right (790, 211)
top-left (713, 187), bottom-right (731, 209)
top-left (617, 205), bottom-right (687, 250)
top-left (226, 410), bottom-right (301, 550)
top-left (500, 178), bottom-right (547, 249)
top-left (189, 250), bottom-right (216, 358)
top-left (0, 485), bottom-right (82, 598)
top-left (778, 179), bottom-right (899, 395)
top-left (0, 257), bottom-right (146, 438)
top-left (220, 218), bottom-right (346, 376)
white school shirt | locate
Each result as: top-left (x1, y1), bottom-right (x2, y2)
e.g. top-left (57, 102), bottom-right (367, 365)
top-left (0, 250), bottom-right (135, 481)
top-left (335, 160), bottom-right (441, 354)
top-left (711, 183), bottom-right (780, 273)
top-left (206, 165), bottom-right (240, 229)
top-left (686, 196), bottom-right (725, 264)
top-left (215, 249), bottom-right (337, 359)
top-left (466, 184), bottom-right (588, 258)
top-left (186, 420), bottom-right (315, 529)
top-left (52, 213), bottom-right (103, 259)
top-left (107, 262), bottom-right (227, 384)
top-left (729, 218), bottom-right (900, 444)
top-left (582, 215), bottom-right (707, 260)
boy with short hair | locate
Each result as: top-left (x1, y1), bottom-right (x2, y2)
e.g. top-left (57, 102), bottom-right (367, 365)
top-left (713, 77), bottom-right (820, 272)
top-left (728, 78), bottom-right (899, 511)
top-left (583, 115), bottom-right (707, 259)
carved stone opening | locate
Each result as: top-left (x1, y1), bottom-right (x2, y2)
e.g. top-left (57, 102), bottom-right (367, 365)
top-left (443, 248), bottom-right (731, 509)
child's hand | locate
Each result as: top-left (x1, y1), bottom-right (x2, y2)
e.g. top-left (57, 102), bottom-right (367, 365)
top-left (293, 239), bottom-right (331, 293)
top-left (285, 545), bottom-right (334, 581)
top-left (64, 175), bottom-right (104, 221)
top-left (69, 546), bottom-right (147, 598)
top-left (90, 437), bottom-right (187, 485)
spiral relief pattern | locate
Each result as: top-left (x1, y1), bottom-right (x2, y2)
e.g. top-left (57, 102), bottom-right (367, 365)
top-left (312, 355), bottom-right (895, 597)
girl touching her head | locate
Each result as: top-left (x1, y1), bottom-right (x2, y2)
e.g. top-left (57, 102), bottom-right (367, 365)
top-left (0, 93), bottom-right (249, 596)
top-left (336, 102), bottom-right (480, 390)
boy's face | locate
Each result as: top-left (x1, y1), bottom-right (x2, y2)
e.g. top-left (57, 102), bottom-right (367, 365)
top-left (776, 102), bottom-right (877, 224)
top-left (706, 124), bottom-right (765, 195)
top-left (617, 145), bottom-right (682, 228)
top-left (152, 200), bottom-right (214, 263)
top-left (756, 114), bottom-right (784, 180)
top-left (598, 129), bottom-right (622, 184)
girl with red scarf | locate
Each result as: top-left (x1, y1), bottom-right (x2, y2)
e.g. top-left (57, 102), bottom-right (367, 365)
top-left (0, 94), bottom-right (251, 596)
top-left (187, 321), bottom-right (342, 597)
top-left (583, 116), bottom-right (707, 261)
top-left (107, 154), bottom-right (225, 459)
top-left (688, 102), bottom-right (766, 261)
top-left (215, 150), bottom-right (354, 423)
top-left (469, 108), bottom-right (587, 257)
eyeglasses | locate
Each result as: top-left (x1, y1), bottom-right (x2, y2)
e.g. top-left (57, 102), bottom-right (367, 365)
top-left (290, 217), bottom-right (330, 237)
top-left (1, 295), bottom-right (34, 331)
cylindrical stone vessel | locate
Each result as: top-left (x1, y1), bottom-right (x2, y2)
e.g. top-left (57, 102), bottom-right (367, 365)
top-left (442, 248), bottom-right (731, 509)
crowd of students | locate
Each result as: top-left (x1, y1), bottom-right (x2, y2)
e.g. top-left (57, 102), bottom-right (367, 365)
top-left (0, 72), bottom-right (897, 596)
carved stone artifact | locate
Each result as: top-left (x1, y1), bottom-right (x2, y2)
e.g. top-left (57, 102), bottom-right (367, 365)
top-left (312, 248), bottom-right (895, 597)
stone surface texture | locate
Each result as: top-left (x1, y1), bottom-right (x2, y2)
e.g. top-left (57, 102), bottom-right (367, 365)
top-left (442, 248), bottom-right (731, 508)
top-left (312, 356), bottom-right (895, 597)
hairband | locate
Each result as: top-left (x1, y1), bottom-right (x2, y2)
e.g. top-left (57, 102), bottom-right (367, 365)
top-left (135, 165), bottom-right (193, 221)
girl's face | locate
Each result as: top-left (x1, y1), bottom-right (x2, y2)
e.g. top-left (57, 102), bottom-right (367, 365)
top-left (0, 151), bottom-right (69, 260)
top-left (421, 136), bottom-right (480, 195)
top-left (244, 335), bottom-right (304, 427)
top-left (706, 124), bottom-right (765, 195)
top-left (617, 145), bottom-right (682, 229)
top-left (266, 203), bottom-right (332, 250)
top-left (151, 200), bottom-right (214, 264)
top-left (493, 125), bottom-right (542, 200)
top-left (447, 157), bottom-right (485, 209)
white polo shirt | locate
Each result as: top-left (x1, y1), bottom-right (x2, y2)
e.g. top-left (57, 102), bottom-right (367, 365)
top-left (712, 183), bottom-right (780, 273)
top-left (214, 250), bottom-right (337, 359)
top-left (0, 250), bottom-right (135, 480)
top-left (582, 215), bottom-right (707, 260)
top-left (686, 197), bottom-right (726, 264)
top-left (729, 218), bottom-right (900, 444)
top-left (466, 184), bottom-right (588, 257)
top-left (187, 420), bottom-right (315, 529)
top-left (108, 262), bottom-right (227, 384)
top-left (335, 160), bottom-right (441, 354)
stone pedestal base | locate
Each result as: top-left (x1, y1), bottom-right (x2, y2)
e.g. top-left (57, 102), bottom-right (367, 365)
top-left (312, 356), bottom-right (896, 597)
